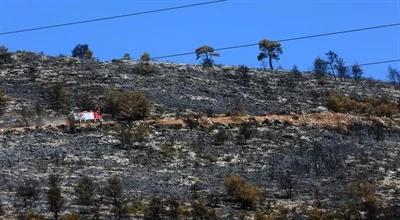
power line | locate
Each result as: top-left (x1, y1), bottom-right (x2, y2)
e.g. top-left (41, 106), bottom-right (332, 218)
top-left (152, 22), bottom-right (400, 59)
top-left (348, 59), bottom-right (400, 68)
top-left (0, 0), bottom-right (228, 36)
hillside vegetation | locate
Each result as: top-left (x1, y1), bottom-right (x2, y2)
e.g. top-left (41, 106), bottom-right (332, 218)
top-left (0, 51), bottom-right (399, 219)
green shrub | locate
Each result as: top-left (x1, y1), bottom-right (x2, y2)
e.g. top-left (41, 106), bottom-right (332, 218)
top-left (103, 90), bottom-right (151, 122)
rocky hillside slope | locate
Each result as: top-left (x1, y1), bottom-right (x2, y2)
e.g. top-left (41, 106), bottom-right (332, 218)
top-left (0, 52), bottom-right (399, 219)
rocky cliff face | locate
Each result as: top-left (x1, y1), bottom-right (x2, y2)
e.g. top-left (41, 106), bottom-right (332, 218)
top-left (0, 52), bottom-right (399, 219)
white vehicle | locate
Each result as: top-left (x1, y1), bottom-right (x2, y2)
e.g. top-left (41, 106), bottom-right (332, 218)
top-left (72, 111), bottom-right (103, 123)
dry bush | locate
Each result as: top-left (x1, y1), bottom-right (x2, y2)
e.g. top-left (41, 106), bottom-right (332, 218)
top-left (327, 92), bottom-right (399, 117)
top-left (264, 205), bottom-right (290, 220)
top-left (0, 90), bottom-right (8, 115)
top-left (61, 213), bottom-right (81, 220)
top-left (344, 180), bottom-right (382, 220)
top-left (144, 197), bottom-right (164, 220)
top-left (0, 90), bottom-right (7, 106)
top-left (224, 176), bottom-right (261, 209)
top-left (191, 198), bottom-right (218, 220)
top-left (18, 210), bottom-right (46, 220)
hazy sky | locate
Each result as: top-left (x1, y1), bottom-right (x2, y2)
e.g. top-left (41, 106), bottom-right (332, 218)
top-left (1, 0), bottom-right (399, 79)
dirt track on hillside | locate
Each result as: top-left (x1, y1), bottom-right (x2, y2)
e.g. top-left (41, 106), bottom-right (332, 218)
top-left (1, 112), bottom-right (398, 134)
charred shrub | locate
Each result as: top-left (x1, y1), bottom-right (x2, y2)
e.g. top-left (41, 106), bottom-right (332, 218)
top-left (237, 123), bottom-right (255, 145)
top-left (16, 178), bottom-right (40, 208)
top-left (77, 96), bottom-right (98, 111)
top-left (236, 65), bottom-right (251, 85)
top-left (214, 129), bottom-right (229, 145)
top-left (116, 124), bottom-right (150, 149)
top-left (48, 84), bottom-right (70, 113)
top-left (74, 176), bottom-right (97, 214)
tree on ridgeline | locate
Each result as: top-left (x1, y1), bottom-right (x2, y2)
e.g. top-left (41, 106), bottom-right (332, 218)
top-left (195, 45), bottom-right (219, 67)
top-left (257, 39), bottom-right (283, 71)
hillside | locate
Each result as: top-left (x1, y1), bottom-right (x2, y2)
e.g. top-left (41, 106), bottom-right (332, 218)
top-left (0, 51), bottom-right (399, 219)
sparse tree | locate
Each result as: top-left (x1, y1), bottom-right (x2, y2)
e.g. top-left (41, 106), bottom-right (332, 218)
top-left (72, 44), bottom-right (93, 60)
top-left (138, 52), bottom-right (154, 74)
top-left (103, 176), bottom-right (125, 219)
top-left (237, 123), bottom-right (253, 145)
top-left (0, 46), bottom-right (13, 64)
top-left (34, 103), bottom-right (45, 127)
top-left (195, 46), bottom-right (219, 67)
top-left (257, 39), bottom-right (283, 71)
top-left (278, 170), bottom-right (294, 199)
top-left (388, 66), bottom-right (400, 84)
top-left (335, 58), bottom-right (348, 81)
top-left (140, 52), bottom-right (151, 63)
top-left (325, 50), bottom-right (338, 78)
top-left (122, 53), bottom-right (132, 60)
top-left (74, 176), bottom-right (96, 214)
top-left (16, 179), bottom-right (40, 208)
top-left (351, 64), bottom-right (363, 82)
top-left (313, 57), bottom-right (328, 79)
top-left (236, 65), bottom-right (251, 85)
top-left (48, 174), bottom-right (63, 220)
top-left (116, 125), bottom-right (134, 149)
top-left (290, 65), bottom-right (301, 75)
top-left (232, 99), bottom-right (246, 116)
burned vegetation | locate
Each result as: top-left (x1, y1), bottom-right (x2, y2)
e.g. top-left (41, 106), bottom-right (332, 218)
top-left (0, 49), bottom-right (399, 219)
